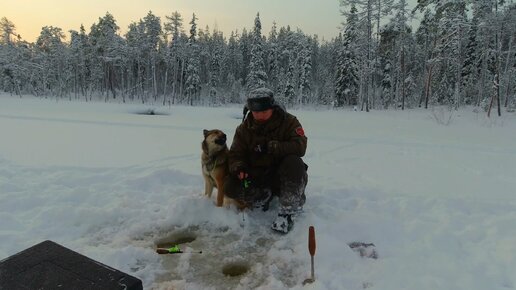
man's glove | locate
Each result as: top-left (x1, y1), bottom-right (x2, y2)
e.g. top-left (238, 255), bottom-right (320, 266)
top-left (267, 140), bottom-right (280, 154)
top-left (234, 165), bottom-right (249, 180)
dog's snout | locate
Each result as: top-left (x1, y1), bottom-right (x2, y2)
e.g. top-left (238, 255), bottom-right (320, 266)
top-left (215, 134), bottom-right (226, 145)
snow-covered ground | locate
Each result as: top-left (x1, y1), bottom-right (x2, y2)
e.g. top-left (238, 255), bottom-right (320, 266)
top-left (1, 94), bottom-right (515, 290)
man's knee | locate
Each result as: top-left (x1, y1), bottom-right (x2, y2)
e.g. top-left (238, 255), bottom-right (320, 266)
top-left (276, 155), bottom-right (307, 207)
top-left (278, 155), bottom-right (307, 179)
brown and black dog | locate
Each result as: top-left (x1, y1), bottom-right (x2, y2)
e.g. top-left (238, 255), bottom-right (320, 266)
top-left (201, 129), bottom-right (231, 207)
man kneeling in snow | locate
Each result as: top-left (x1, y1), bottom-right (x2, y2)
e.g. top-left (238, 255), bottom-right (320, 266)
top-left (223, 88), bottom-right (308, 233)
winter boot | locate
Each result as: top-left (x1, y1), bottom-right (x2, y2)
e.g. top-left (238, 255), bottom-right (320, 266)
top-left (271, 214), bottom-right (294, 234)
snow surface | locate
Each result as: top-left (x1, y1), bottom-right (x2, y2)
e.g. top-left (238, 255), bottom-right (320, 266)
top-left (1, 95), bottom-right (515, 290)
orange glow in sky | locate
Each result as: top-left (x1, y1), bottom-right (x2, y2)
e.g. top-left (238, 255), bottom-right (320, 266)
top-left (1, 0), bottom-right (343, 43)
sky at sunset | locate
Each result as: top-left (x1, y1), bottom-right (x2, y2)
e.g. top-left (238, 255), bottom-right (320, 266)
top-left (1, 0), bottom-right (345, 43)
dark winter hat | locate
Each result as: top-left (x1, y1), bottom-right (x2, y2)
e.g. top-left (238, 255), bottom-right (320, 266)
top-left (246, 88), bottom-right (275, 112)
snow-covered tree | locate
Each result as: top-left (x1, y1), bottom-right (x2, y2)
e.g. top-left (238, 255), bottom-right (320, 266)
top-left (35, 26), bottom-right (69, 97)
top-left (0, 17), bottom-right (17, 45)
top-left (89, 12), bottom-right (124, 101)
top-left (335, 4), bottom-right (360, 107)
top-left (163, 11), bottom-right (186, 104)
top-left (184, 13), bottom-right (201, 105)
top-left (298, 40), bottom-right (312, 105)
top-left (164, 11), bottom-right (184, 43)
top-left (267, 22), bottom-right (281, 95)
top-left (0, 19), bottom-right (28, 96)
top-left (432, 0), bottom-right (467, 108)
top-left (0, 3), bottom-right (513, 110)
top-left (414, 9), bottom-right (438, 108)
top-left (246, 13), bottom-right (267, 91)
top-left (208, 29), bottom-right (225, 104)
top-left (69, 25), bottom-right (89, 100)
top-left (142, 11), bottom-right (162, 101)
top-left (335, 33), bottom-right (360, 107)
top-left (283, 51), bottom-right (296, 106)
top-left (340, 0), bottom-right (376, 111)
top-left (461, 16), bottom-right (480, 105)
top-left (314, 41), bottom-right (336, 105)
top-left (223, 31), bottom-right (244, 102)
top-left (501, 4), bottom-right (516, 109)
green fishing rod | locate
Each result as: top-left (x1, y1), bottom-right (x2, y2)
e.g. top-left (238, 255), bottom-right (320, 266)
top-left (156, 245), bottom-right (202, 254)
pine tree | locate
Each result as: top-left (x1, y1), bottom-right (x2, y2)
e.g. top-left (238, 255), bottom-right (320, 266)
top-left (335, 33), bottom-right (359, 107)
top-left (414, 0), bottom-right (469, 108)
top-left (298, 40), bottom-right (313, 105)
top-left (239, 28), bottom-right (251, 85)
top-left (197, 25), bottom-right (211, 87)
top-left (0, 17), bottom-right (16, 45)
top-left (340, 0), bottom-right (375, 111)
top-left (391, 0), bottom-right (413, 109)
top-left (373, 0), bottom-right (395, 109)
top-left (209, 29), bottom-right (225, 104)
top-left (164, 11), bottom-right (184, 43)
top-left (246, 13), bottom-right (267, 91)
top-left (184, 13), bottom-right (201, 105)
top-left (314, 41), bottom-right (336, 105)
top-left (434, 0), bottom-right (467, 107)
top-left (89, 12), bottom-right (123, 101)
top-left (224, 31), bottom-right (244, 102)
top-left (381, 60), bottom-right (393, 108)
top-left (0, 18), bottom-right (26, 96)
top-left (189, 13), bottom-right (198, 43)
top-left (461, 16), bottom-right (480, 105)
top-left (283, 52), bottom-right (296, 106)
top-left (501, 4), bottom-right (516, 109)
top-left (335, 4), bottom-right (360, 107)
top-left (69, 25), bottom-right (89, 100)
top-left (164, 11), bottom-right (186, 104)
top-left (142, 11), bottom-right (162, 100)
top-left (414, 9), bottom-right (438, 108)
top-left (267, 22), bottom-right (281, 95)
top-left (35, 26), bottom-right (68, 97)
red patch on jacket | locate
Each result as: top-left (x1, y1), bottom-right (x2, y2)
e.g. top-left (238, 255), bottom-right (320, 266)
top-left (296, 127), bottom-right (305, 137)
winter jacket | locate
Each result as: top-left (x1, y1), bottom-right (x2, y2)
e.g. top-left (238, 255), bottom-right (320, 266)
top-left (228, 107), bottom-right (307, 178)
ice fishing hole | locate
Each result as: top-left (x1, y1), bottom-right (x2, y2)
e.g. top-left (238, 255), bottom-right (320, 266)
top-left (222, 262), bottom-right (250, 277)
top-left (134, 109), bottom-right (169, 116)
top-left (155, 231), bottom-right (197, 248)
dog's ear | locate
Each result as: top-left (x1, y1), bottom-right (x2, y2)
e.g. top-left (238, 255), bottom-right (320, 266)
top-left (203, 129), bottom-right (209, 138)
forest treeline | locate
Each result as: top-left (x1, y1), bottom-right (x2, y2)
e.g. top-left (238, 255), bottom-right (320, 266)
top-left (1, 0), bottom-right (515, 115)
